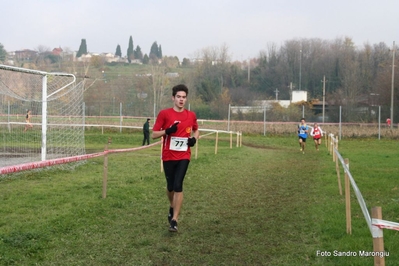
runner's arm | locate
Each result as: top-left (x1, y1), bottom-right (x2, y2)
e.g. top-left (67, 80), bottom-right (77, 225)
top-left (152, 130), bottom-right (166, 139)
top-left (192, 129), bottom-right (199, 140)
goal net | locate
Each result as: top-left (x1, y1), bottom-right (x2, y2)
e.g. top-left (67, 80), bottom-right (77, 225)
top-left (0, 64), bottom-right (85, 170)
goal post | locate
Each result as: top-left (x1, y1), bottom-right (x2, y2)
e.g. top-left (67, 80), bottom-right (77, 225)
top-left (0, 64), bottom-right (85, 169)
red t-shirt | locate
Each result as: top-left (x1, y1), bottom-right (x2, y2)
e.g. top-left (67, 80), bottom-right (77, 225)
top-left (313, 127), bottom-right (322, 139)
top-left (153, 108), bottom-right (198, 161)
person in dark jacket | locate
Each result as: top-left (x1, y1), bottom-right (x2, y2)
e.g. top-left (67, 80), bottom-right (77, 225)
top-left (142, 118), bottom-right (150, 145)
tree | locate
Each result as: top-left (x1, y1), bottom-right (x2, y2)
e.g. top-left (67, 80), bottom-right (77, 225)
top-left (149, 42), bottom-right (159, 60)
top-left (76, 39), bottom-right (87, 58)
top-left (142, 54), bottom-right (149, 64)
top-left (35, 45), bottom-right (54, 68)
top-left (134, 45), bottom-right (143, 60)
top-left (182, 58), bottom-right (190, 67)
top-left (161, 56), bottom-right (179, 68)
top-left (115, 44), bottom-right (122, 57)
top-left (127, 36), bottom-right (134, 63)
top-left (0, 43), bottom-right (7, 63)
top-left (90, 55), bottom-right (106, 69)
top-left (191, 44), bottom-right (233, 103)
top-left (158, 45), bottom-right (163, 58)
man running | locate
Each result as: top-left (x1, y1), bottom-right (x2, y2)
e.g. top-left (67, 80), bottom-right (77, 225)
top-left (310, 123), bottom-right (323, 151)
top-left (152, 84), bottom-right (199, 232)
top-left (297, 118), bottom-right (308, 154)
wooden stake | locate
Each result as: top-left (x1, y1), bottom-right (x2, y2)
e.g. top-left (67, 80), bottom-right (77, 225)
top-left (333, 139), bottom-right (336, 162)
top-left (325, 132), bottom-right (328, 148)
top-left (327, 133), bottom-right (330, 151)
top-left (344, 158), bottom-right (351, 234)
top-left (230, 131), bottom-right (233, 149)
top-left (102, 144), bottom-right (108, 199)
top-left (372, 206), bottom-right (385, 266)
top-left (335, 158), bottom-right (342, 195)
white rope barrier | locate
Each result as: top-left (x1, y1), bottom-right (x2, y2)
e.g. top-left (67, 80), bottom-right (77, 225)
top-left (0, 141), bottom-right (162, 175)
top-left (0, 152), bottom-right (104, 175)
top-left (1, 128), bottom-right (241, 175)
top-left (334, 147), bottom-right (399, 237)
top-left (334, 147), bottom-right (373, 234)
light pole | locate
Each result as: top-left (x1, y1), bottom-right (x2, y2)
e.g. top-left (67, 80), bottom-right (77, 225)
top-left (299, 49), bottom-right (302, 91)
top-left (322, 75), bottom-right (326, 123)
top-left (390, 41), bottom-right (396, 129)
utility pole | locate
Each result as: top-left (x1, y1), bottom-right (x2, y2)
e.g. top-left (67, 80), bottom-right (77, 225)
top-left (299, 49), bottom-right (302, 91)
top-left (322, 75), bottom-right (327, 123)
top-left (274, 88), bottom-right (279, 101)
top-left (391, 41), bottom-right (396, 129)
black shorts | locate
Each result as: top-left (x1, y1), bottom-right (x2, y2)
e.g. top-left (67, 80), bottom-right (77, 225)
top-left (299, 137), bottom-right (307, 142)
top-left (163, 160), bottom-right (190, 193)
top-left (313, 137), bottom-right (321, 140)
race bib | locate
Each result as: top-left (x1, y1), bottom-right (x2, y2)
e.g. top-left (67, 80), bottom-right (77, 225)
top-left (169, 137), bottom-right (188, 151)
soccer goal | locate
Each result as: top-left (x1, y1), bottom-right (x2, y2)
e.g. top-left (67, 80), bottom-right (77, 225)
top-left (0, 64), bottom-right (85, 169)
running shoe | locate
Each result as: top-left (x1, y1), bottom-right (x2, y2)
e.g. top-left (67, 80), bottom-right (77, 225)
top-left (169, 219), bottom-right (178, 232)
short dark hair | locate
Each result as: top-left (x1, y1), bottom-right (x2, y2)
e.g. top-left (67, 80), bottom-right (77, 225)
top-left (172, 84), bottom-right (188, 96)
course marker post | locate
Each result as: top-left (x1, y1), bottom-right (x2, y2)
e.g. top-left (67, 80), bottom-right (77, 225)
top-left (344, 158), bottom-right (351, 234)
top-left (102, 144), bottom-right (109, 199)
top-left (335, 154), bottom-right (342, 195)
top-left (325, 132), bottom-right (328, 148)
top-left (333, 139), bottom-right (336, 162)
top-left (372, 206), bottom-right (385, 266)
top-left (230, 131), bottom-right (233, 149)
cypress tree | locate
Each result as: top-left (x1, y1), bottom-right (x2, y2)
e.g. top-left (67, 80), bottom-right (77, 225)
top-left (127, 36), bottom-right (134, 63)
top-left (142, 54), bottom-right (149, 64)
top-left (0, 43), bottom-right (6, 62)
top-left (115, 44), bottom-right (122, 57)
top-left (149, 42), bottom-right (159, 59)
top-left (158, 45), bottom-right (163, 58)
top-left (76, 39), bottom-right (87, 58)
top-left (134, 45), bottom-right (143, 60)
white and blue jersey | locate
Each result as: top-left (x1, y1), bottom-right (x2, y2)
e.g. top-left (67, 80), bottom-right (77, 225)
top-left (298, 124), bottom-right (308, 138)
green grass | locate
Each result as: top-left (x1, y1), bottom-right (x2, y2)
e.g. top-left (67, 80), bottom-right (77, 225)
top-left (0, 133), bottom-right (398, 265)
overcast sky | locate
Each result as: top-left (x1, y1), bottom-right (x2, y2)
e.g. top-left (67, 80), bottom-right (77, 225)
top-left (2, 0), bottom-right (398, 61)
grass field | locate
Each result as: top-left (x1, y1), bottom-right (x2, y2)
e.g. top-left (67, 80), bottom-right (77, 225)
top-left (0, 131), bottom-right (398, 265)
